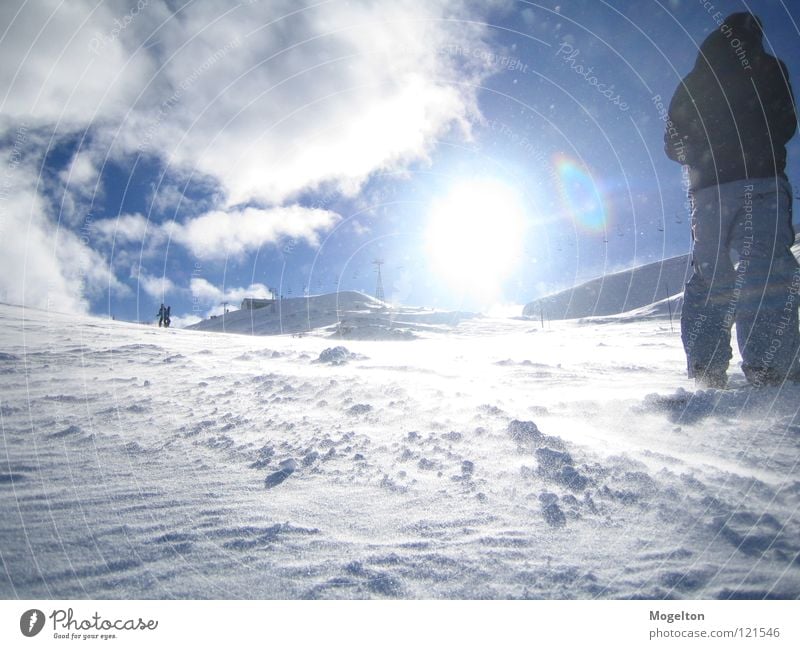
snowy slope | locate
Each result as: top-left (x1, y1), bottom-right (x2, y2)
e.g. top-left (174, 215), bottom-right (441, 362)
top-left (525, 233), bottom-right (800, 322)
top-left (1, 301), bottom-right (799, 599)
top-left (582, 293), bottom-right (684, 325)
top-left (523, 254), bottom-right (691, 320)
top-left (186, 291), bottom-right (478, 338)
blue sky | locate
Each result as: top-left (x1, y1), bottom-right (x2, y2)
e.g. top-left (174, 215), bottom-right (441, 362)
top-left (1, 0), bottom-right (799, 325)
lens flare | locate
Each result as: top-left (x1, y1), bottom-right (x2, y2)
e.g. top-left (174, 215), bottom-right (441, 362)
top-left (555, 156), bottom-right (607, 231)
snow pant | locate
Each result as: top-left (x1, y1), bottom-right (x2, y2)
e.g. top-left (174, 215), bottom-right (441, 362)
top-left (681, 177), bottom-right (800, 385)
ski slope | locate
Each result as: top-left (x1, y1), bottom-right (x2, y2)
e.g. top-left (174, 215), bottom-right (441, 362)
top-left (523, 254), bottom-right (691, 320)
top-left (1, 301), bottom-right (799, 599)
top-left (186, 291), bottom-right (479, 338)
top-left (524, 233), bottom-right (800, 321)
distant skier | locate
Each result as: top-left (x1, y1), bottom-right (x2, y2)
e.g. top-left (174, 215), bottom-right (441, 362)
top-left (164, 306), bottom-right (171, 328)
top-left (157, 303), bottom-right (166, 328)
top-left (664, 12), bottom-right (799, 388)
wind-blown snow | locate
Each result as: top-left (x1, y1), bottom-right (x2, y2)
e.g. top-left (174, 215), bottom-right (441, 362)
top-left (1, 301), bottom-right (799, 599)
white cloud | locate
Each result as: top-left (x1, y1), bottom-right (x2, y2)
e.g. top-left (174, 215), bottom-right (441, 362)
top-left (171, 205), bottom-right (340, 260)
top-left (2, 0), bottom-right (491, 204)
top-left (135, 271), bottom-right (176, 301)
top-left (0, 1), bottom-right (158, 130)
top-left (189, 278), bottom-right (222, 303)
top-left (147, 180), bottom-right (215, 217)
top-left (93, 213), bottom-right (152, 245)
top-left (0, 0), bottom-right (494, 310)
top-left (93, 204), bottom-right (338, 263)
top-left (350, 220), bottom-right (370, 237)
top-left (190, 277), bottom-right (273, 308)
top-left (59, 149), bottom-right (99, 190)
top-left (0, 133), bottom-right (129, 312)
top-left (154, 0), bottom-right (489, 206)
top-left (92, 213), bottom-right (170, 271)
top-left (179, 279), bottom-right (274, 324)
top-left (169, 313), bottom-right (201, 329)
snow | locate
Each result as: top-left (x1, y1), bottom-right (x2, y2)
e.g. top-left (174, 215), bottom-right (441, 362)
top-left (523, 254), bottom-right (691, 320)
top-left (186, 290), bottom-right (479, 339)
top-left (1, 300), bottom-right (799, 599)
top-left (523, 233), bottom-right (800, 322)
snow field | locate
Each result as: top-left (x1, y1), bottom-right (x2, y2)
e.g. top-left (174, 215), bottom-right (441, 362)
top-left (1, 303), bottom-right (798, 598)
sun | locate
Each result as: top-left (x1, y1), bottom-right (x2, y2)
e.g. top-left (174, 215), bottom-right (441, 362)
top-left (425, 178), bottom-right (527, 299)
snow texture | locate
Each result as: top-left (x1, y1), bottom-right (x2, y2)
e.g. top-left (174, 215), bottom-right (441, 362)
top-left (1, 300), bottom-right (799, 599)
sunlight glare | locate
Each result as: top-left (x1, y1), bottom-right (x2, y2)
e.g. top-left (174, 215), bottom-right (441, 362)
top-left (425, 179), bottom-right (527, 299)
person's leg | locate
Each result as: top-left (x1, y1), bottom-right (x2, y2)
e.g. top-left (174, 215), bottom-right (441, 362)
top-left (681, 184), bottom-right (737, 386)
top-left (731, 178), bottom-right (800, 385)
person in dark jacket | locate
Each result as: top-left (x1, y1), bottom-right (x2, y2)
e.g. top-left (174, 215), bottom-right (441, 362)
top-left (157, 303), bottom-right (165, 328)
top-left (665, 12), bottom-right (799, 388)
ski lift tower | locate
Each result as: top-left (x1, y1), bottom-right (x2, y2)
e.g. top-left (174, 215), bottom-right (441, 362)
top-left (372, 259), bottom-right (385, 303)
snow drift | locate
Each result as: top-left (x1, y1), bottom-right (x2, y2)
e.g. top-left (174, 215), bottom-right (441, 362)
top-left (1, 299), bottom-right (798, 599)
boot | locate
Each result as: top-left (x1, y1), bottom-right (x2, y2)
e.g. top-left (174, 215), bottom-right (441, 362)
top-left (694, 367), bottom-right (728, 389)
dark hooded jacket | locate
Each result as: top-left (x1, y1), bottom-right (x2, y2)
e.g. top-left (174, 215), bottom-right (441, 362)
top-left (665, 13), bottom-right (796, 191)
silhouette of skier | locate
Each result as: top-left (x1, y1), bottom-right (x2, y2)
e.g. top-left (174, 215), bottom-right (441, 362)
top-left (157, 303), bottom-right (166, 328)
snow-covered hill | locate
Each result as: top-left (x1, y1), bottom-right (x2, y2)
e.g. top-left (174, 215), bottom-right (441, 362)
top-left (523, 254), bottom-right (691, 320)
top-left (525, 233), bottom-right (800, 322)
top-left (1, 301), bottom-right (799, 599)
top-left (186, 291), bottom-right (478, 338)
